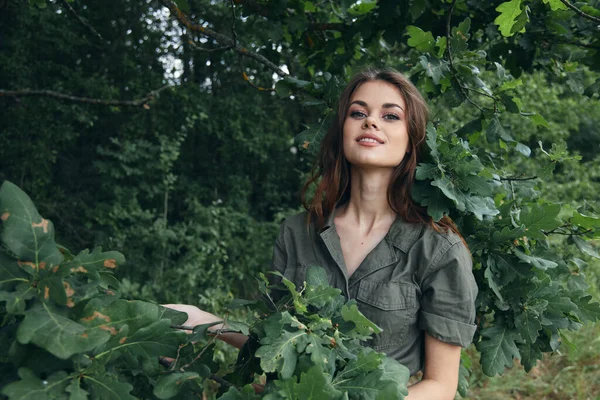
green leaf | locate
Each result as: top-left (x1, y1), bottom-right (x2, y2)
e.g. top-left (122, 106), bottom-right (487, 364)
top-left (406, 26), bottom-right (435, 53)
top-left (460, 175), bottom-right (493, 197)
top-left (542, 0), bottom-right (567, 11)
top-left (478, 317), bottom-right (522, 376)
top-left (255, 330), bottom-right (308, 379)
top-left (376, 357), bottom-right (409, 399)
top-left (499, 78), bottom-right (523, 91)
top-left (517, 342), bottom-right (543, 372)
top-left (17, 302), bottom-right (110, 359)
top-left (494, 0), bottom-right (524, 37)
top-left (0, 181), bottom-right (63, 275)
top-left (341, 301), bottom-right (382, 339)
top-left (84, 374), bottom-right (136, 400)
top-left (571, 236), bottom-right (600, 259)
top-left (484, 265), bottom-right (505, 302)
top-left (1, 368), bottom-right (70, 400)
top-left (270, 271), bottom-right (308, 314)
top-left (0, 252), bottom-right (30, 288)
top-left (515, 301), bottom-right (546, 343)
top-left (219, 385), bottom-right (261, 400)
top-left (153, 372), bottom-right (202, 399)
top-left (57, 247), bottom-right (126, 278)
top-left (296, 366), bottom-right (343, 399)
top-left (571, 212), bottom-right (600, 230)
top-left (415, 163), bottom-right (439, 180)
top-left (89, 304), bottom-right (185, 372)
top-left (486, 116), bottom-right (505, 142)
top-left (0, 283), bottom-right (36, 314)
top-left (514, 248), bottom-right (558, 270)
top-left (520, 204), bottom-right (561, 239)
top-left (571, 295), bottom-right (600, 322)
top-left (66, 378), bottom-right (88, 400)
top-left (305, 265), bottom-right (329, 287)
top-left (526, 113), bottom-right (550, 128)
top-left (419, 56), bottom-right (449, 85)
top-left (411, 181), bottom-right (451, 222)
top-left (450, 18), bottom-right (471, 54)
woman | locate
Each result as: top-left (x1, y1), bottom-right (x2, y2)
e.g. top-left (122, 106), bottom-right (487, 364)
top-left (167, 67), bottom-right (478, 399)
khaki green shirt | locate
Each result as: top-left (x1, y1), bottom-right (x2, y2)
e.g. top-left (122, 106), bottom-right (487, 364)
top-left (271, 209), bottom-right (477, 375)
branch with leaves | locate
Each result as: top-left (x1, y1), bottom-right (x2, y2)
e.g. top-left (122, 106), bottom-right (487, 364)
top-left (559, 0), bottom-right (600, 24)
top-left (159, 0), bottom-right (288, 77)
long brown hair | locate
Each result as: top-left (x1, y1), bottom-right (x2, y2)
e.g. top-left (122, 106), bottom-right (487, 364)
top-left (301, 67), bottom-right (463, 238)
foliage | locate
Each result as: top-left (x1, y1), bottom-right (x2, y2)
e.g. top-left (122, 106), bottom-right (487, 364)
top-left (0, 180), bottom-right (409, 399)
top-left (2, 0), bottom-right (600, 396)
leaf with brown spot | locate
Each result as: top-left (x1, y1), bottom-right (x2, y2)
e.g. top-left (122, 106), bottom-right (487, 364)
top-left (1, 212), bottom-right (9, 221)
top-left (119, 336), bottom-right (127, 344)
top-left (0, 182), bottom-right (63, 275)
top-left (17, 261), bottom-right (36, 272)
top-left (44, 286), bottom-right (50, 300)
top-left (57, 247), bottom-right (125, 278)
top-left (17, 302), bottom-right (110, 359)
top-left (81, 311), bottom-right (112, 323)
top-left (99, 325), bottom-right (118, 335)
top-left (0, 252), bottom-right (29, 290)
top-left (63, 281), bottom-right (75, 298)
top-left (31, 218), bottom-right (49, 233)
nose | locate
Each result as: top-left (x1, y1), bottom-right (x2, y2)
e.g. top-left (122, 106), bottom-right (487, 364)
top-left (362, 116), bottom-right (379, 130)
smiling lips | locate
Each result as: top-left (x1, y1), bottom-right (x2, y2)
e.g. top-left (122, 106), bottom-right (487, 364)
top-left (356, 133), bottom-right (384, 146)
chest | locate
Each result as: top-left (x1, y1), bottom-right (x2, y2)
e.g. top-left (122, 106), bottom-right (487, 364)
top-left (335, 223), bottom-right (390, 277)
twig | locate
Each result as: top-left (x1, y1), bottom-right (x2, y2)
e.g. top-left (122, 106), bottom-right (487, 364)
top-left (0, 86), bottom-right (171, 107)
top-left (209, 374), bottom-right (234, 389)
top-left (543, 225), bottom-right (593, 236)
top-left (159, 0), bottom-right (288, 77)
top-left (186, 0), bottom-right (238, 53)
top-left (242, 72), bottom-right (275, 91)
top-left (444, 0), bottom-right (485, 112)
top-left (559, 0), bottom-right (600, 24)
top-left (498, 175), bottom-right (537, 181)
top-left (58, 0), bottom-right (105, 42)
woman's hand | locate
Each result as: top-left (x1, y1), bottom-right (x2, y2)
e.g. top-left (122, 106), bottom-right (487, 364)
top-left (162, 304), bottom-right (225, 331)
top-left (162, 303), bottom-right (248, 349)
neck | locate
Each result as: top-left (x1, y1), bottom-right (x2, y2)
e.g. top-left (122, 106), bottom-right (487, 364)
top-left (338, 167), bottom-right (397, 233)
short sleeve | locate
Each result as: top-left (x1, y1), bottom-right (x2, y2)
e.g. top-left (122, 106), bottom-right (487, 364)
top-left (418, 241), bottom-right (477, 347)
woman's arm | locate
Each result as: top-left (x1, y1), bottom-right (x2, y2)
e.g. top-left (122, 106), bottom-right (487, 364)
top-left (405, 332), bottom-right (461, 400)
top-left (162, 304), bottom-right (248, 349)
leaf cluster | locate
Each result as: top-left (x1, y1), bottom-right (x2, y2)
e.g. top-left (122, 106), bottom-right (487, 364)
top-left (0, 180), bottom-right (409, 399)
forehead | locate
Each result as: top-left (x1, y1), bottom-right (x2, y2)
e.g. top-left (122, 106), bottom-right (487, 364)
top-left (350, 80), bottom-right (406, 107)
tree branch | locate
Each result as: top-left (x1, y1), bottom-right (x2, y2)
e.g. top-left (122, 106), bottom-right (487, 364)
top-left (559, 0), bottom-right (600, 24)
top-left (159, 0), bottom-right (288, 77)
top-left (498, 175), bottom-right (538, 181)
top-left (0, 86), bottom-right (171, 107)
top-left (58, 0), bottom-right (105, 42)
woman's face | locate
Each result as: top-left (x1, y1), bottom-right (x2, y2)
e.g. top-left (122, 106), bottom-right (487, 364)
top-left (342, 80), bottom-right (409, 169)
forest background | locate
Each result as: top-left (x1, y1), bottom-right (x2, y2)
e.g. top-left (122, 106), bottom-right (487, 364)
top-left (1, 0), bottom-right (600, 398)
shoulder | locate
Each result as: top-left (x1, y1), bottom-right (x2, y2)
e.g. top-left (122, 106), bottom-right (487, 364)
top-left (389, 218), bottom-right (465, 258)
top-left (417, 224), bottom-right (472, 281)
top-left (275, 211), bottom-right (312, 242)
top-left (279, 211), bottom-right (311, 233)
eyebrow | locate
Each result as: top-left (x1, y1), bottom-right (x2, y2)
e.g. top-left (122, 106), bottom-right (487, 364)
top-left (350, 100), bottom-right (405, 112)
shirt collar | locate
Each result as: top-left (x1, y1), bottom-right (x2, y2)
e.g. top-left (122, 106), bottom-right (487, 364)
top-left (320, 205), bottom-right (423, 253)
